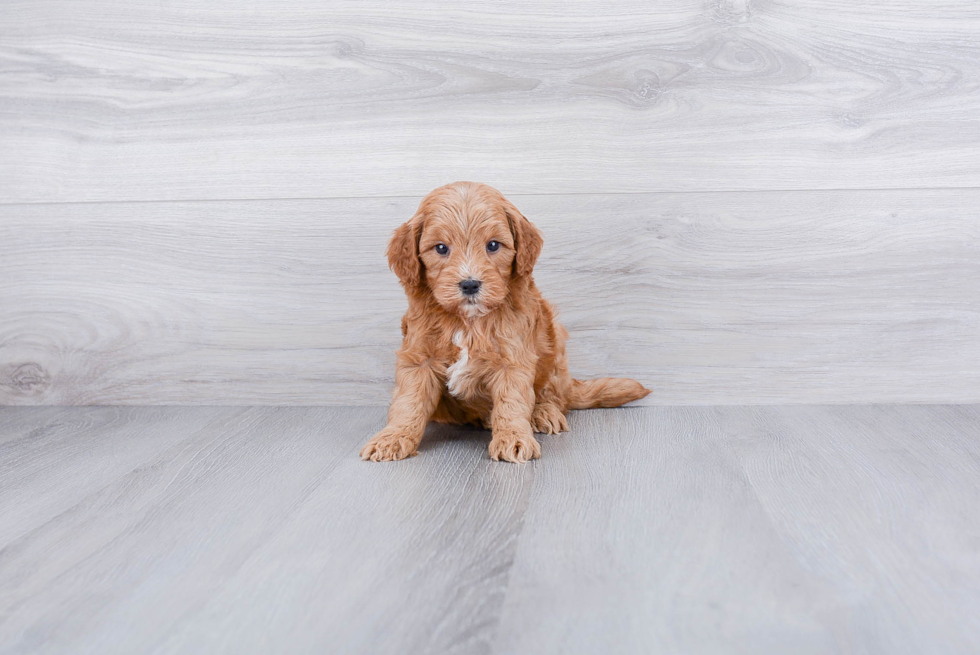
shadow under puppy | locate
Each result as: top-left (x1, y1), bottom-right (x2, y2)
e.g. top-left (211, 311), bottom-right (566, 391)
top-left (361, 181), bottom-right (650, 463)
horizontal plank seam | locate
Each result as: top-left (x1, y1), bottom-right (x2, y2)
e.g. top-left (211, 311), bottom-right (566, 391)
top-left (13, 403), bottom-right (975, 410)
top-left (3, 185), bottom-right (980, 208)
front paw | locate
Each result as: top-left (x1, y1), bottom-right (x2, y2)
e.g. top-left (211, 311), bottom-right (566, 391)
top-left (488, 427), bottom-right (541, 463)
top-left (360, 427), bottom-right (419, 462)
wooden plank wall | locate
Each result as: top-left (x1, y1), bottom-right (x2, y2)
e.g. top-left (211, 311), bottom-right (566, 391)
top-left (2, 1), bottom-right (978, 404)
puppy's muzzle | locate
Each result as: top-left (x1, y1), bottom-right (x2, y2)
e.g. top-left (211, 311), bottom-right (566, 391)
top-left (459, 278), bottom-right (482, 296)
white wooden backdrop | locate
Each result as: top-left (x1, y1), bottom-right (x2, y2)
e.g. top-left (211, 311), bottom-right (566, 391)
top-left (2, 0), bottom-right (978, 405)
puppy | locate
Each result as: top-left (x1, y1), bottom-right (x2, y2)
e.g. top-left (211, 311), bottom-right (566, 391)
top-left (360, 182), bottom-right (650, 463)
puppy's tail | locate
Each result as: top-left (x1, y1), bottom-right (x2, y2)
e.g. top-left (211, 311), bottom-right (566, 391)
top-left (568, 378), bottom-right (651, 410)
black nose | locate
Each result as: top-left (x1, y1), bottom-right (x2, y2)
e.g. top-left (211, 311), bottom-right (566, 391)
top-left (459, 279), bottom-right (481, 296)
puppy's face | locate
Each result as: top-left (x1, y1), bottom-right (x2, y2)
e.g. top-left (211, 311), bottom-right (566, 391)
top-left (417, 196), bottom-right (516, 318)
top-left (388, 182), bottom-right (542, 318)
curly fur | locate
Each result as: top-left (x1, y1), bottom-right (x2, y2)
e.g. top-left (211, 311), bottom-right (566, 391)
top-left (360, 182), bottom-right (651, 463)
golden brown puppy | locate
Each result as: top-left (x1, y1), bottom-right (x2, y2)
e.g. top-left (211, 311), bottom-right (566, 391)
top-left (360, 182), bottom-right (650, 463)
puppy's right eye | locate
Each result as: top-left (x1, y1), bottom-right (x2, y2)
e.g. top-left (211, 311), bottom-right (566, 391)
top-left (434, 243), bottom-right (449, 255)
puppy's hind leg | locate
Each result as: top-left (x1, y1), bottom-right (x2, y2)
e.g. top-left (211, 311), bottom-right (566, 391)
top-left (531, 377), bottom-right (571, 435)
top-left (531, 401), bottom-right (570, 435)
top-left (532, 321), bottom-right (572, 435)
top-left (531, 354), bottom-right (572, 435)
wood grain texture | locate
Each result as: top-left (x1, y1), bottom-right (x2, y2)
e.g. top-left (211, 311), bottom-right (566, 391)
top-left (1, 405), bottom-right (978, 653)
top-left (0, 406), bottom-right (246, 546)
top-left (496, 405), bottom-right (980, 654)
top-left (0, 407), bottom-right (72, 445)
top-left (2, 189), bottom-right (978, 405)
top-left (2, 1), bottom-right (979, 202)
top-left (0, 406), bottom-right (532, 655)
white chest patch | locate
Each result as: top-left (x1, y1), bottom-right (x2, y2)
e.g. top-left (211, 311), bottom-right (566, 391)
top-left (446, 330), bottom-right (469, 397)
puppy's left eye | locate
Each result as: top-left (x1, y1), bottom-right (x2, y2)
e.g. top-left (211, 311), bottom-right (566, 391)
top-left (487, 240), bottom-right (500, 253)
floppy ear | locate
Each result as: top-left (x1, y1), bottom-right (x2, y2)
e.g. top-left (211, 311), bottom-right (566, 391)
top-left (505, 202), bottom-right (543, 278)
top-left (386, 215), bottom-right (423, 289)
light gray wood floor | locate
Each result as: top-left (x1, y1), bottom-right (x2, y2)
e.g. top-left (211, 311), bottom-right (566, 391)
top-left (2, 405), bottom-right (979, 654)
